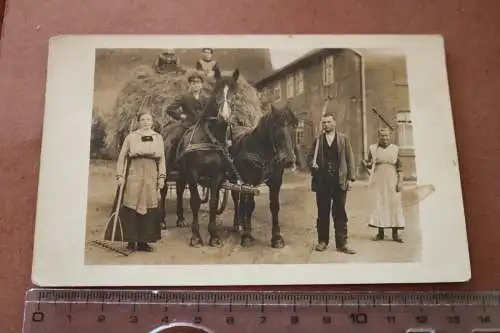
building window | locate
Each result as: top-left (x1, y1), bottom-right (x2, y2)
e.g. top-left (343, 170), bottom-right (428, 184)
top-left (322, 55), bottom-right (334, 86)
top-left (295, 71), bottom-right (304, 95)
top-left (296, 119), bottom-right (305, 145)
top-left (273, 82), bottom-right (281, 102)
top-left (286, 74), bottom-right (294, 99)
top-left (397, 110), bottom-right (414, 149)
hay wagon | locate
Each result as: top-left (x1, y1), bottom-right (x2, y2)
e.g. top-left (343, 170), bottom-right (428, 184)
top-left (104, 64), bottom-right (263, 219)
top-left (91, 60), bottom-right (264, 255)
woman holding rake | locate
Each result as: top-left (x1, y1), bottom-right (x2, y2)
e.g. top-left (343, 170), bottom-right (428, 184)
top-left (114, 111), bottom-right (166, 252)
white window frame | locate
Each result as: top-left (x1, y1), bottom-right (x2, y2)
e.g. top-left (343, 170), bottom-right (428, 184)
top-left (274, 82), bottom-right (282, 102)
top-left (296, 119), bottom-right (305, 146)
top-left (322, 55), bottom-right (335, 86)
top-left (295, 71), bottom-right (304, 95)
top-left (396, 110), bottom-right (414, 149)
top-left (286, 74), bottom-right (294, 99)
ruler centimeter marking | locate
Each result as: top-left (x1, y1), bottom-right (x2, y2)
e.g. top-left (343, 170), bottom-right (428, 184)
top-left (22, 289), bottom-right (500, 333)
top-left (25, 289), bottom-right (500, 307)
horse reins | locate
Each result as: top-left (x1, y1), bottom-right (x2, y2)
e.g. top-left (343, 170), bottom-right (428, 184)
top-left (185, 84), bottom-right (232, 150)
top-left (180, 85), bottom-right (245, 185)
top-left (204, 121), bottom-right (244, 185)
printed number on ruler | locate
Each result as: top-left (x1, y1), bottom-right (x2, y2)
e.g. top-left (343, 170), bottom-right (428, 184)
top-left (22, 289), bottom-right (500, 333)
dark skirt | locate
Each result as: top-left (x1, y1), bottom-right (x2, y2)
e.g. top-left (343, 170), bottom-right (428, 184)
top-left (104, 206), bottom-right (162, 243)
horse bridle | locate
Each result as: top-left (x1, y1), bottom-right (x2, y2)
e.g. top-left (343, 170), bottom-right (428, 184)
top-left (186, 85), bottom-right (234, 146)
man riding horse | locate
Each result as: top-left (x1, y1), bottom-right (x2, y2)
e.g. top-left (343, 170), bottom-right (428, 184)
top-left (162, 72), bottom-right (210, 168)
top-left (160, 68), bottom-right (243, 247)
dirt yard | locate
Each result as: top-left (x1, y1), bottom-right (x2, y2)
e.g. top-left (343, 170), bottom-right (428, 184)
top-left (84, 160), bottom-right (422, 265)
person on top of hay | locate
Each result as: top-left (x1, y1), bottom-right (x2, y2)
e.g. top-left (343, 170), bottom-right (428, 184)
top-left (195, 48), bottom-right (220, 77)
top-left (162, 72), bottom-right (209, 167)
top-left (362, 127), bottom-right (406, 243)
top-left (113, 111), bottom-right (166, 252)
top-left (154, 49), bottom-right (178, 73)
top-left (154, 49), bottom-right (185, 74)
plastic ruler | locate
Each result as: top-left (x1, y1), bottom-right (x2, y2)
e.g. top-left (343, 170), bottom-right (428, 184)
top-left (22, 289), bottom-right (500, 333)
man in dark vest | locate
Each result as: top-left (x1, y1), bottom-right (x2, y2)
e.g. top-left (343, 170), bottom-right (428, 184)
top-left (307, 112), bottom-right (357, 254)
top-left (162, 72), bottom-right (208, 166)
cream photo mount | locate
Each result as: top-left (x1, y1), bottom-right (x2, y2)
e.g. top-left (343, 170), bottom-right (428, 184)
top-left (31, 34), bottom-right (470, 286)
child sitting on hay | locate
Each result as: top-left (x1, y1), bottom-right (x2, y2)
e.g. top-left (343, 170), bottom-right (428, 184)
top-left (195, 48), bottom-right (220, 78)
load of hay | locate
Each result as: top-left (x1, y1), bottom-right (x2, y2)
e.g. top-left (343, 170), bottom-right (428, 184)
top-left (101, 65), bottom-right (263, 158)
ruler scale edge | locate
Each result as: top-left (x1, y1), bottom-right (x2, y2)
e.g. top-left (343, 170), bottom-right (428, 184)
top-left (24, 288), bottom-right (500, 305)
top-left (22, 289), bottom-right (500, 333)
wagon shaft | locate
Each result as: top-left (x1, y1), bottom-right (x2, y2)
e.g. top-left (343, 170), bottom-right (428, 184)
top-left (221, 180), bottom-right (260, 195)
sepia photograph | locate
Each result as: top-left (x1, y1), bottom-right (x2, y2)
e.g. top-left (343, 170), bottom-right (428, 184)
top-left (31, 35), bottom-right (470, 286)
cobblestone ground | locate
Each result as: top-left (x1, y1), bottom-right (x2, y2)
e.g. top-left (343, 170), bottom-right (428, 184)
top-left (84, 161), bottom-right (422, 265)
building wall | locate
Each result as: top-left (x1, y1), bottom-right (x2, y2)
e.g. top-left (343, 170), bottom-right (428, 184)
top-left (256, 49), bottom-right (364, 175)
top-left (325, 50), bottom-right (363, 175)
top-left (362, 54), bottom-right (417, 181)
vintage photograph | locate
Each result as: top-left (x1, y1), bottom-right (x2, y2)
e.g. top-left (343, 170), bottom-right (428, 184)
top-left (31, 35), bottom-right (471, 286)
top-left (85, 46), bottom-right (431, 264)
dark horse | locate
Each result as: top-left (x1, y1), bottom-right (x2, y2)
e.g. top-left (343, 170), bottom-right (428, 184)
top-left (159, 68), bottom-right (240, 247)
top-left (229, 104), bottom-right (298, 248)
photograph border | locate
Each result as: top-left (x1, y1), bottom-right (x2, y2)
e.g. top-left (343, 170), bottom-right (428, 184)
top-left (31, 34), bottom-right (471, 286)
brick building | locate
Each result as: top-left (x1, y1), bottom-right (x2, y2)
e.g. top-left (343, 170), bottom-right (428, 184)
top-left (254, 48), bottom-right (365, 174)
top-left (254, 48), bottom-right (416, 181)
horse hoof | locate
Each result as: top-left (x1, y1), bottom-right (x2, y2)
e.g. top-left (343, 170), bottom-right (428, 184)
top-left (176, 219), bottom-right (187, 228)
top-left (241, 235), bottom-right (255, 248)
top-left (209, 237), bottom-right (223, 248)
top-left (190, 236), bottom-right (203, 247)
top-left (271, 235), bottom-right (285, 249)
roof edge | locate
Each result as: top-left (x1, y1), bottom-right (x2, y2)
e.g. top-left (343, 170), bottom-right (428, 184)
top-left (255, 48), bottom-right (362, 87)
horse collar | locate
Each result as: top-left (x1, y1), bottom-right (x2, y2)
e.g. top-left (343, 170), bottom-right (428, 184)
top-left (237, 151), bottom-right (273, 183)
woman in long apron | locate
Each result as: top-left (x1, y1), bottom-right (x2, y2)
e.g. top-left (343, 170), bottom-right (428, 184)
top-left (363, 127), bottom-right (406, 243)
top-left (115, 112), bottom-right (166, 251)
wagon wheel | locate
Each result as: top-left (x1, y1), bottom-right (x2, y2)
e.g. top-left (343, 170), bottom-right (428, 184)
top-left (216, 188), bottom-right (229, 215)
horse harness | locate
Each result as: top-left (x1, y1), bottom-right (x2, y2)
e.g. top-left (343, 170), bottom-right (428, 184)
top-left (235, 131), bottom-right (283, 185)
top-left (181, 118), bottom-right (278, 187)
top-left (230, 118), bottom-right (286, 186)
top-left (176, 93), bottom-right (284, 187)
top-left (203, 120), bottom-right (245, 184)
top-left (176, 94), bottom-right (244, 185)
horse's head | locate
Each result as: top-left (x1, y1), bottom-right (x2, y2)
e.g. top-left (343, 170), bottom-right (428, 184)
top-left (264, 104), bottom-right (298, 168)
top-left (205, 67), bottom-right (240, 123)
